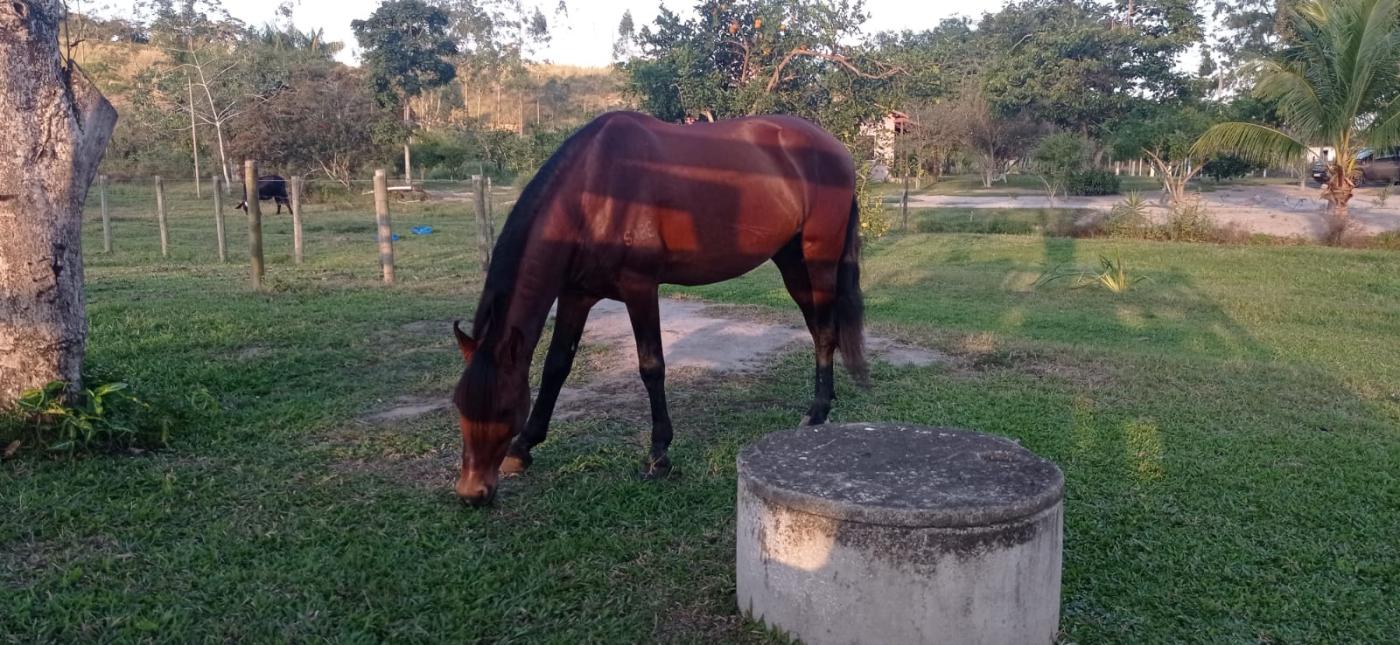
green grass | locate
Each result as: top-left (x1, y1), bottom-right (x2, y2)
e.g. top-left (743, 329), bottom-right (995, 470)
top-left (904, 207), bottom-right (1094, 235)
top-left (873, 172), bottom-right (1302, 198)
top-left (2, 182), bottom-right (1398, 642)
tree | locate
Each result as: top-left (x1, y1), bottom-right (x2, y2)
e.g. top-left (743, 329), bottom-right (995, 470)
top-left (620, 0), bottom-right (901, 140)
top-left (148, 0), bottom-right (252, 189)
top-left (1032, 133), bottom-right (1092, 204)
top-left (1114, 104), bottom-right (1213, 203)
top-left (1, 0), bottom-right (118, 401)
top-left (232, 65), bottom-right (403, 187)
top-left (353, 0), bottom-right (458, 181)
top-left (980, 0), bottom-right (1201, 150)
top-left (613, 9), bottom-right (637, 60)
top-left (1193, 0), bottom-right (1400, 240)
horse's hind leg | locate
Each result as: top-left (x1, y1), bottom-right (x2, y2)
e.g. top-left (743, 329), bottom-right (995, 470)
top-left (502, 293), bottom-right (597, 474)
top-left (623, 288), bottom-right (673, 478)
top-left (773, 239), bottom-right (836, 425)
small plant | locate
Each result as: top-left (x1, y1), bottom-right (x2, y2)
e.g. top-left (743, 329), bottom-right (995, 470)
top-left (1103, 191), bottom-right (1153, 237)
top-left (1160, 198), bottom-right (1219, 242)
top-left (1034, 252), bottom-right (1148, 294)
top-left (2, 379), bottom-right (169, 455)
top-left (1375, 186), bottom-right (1390, 207)
top-left (856, 160), bottom-right (893, 238)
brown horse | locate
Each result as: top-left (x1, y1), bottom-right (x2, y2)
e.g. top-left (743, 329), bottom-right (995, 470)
top-left (451, 111), bottom-right (867, 506)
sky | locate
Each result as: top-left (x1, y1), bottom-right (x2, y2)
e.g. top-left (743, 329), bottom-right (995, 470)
top-left (142, 0), bottom-right (1009, 67)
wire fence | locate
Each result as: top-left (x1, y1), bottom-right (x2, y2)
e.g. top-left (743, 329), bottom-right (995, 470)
top-left (85, 164), bottom-right (515, 287)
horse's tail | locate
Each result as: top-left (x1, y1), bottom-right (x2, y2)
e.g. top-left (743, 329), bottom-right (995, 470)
top-left (836, 194), bottom-right (869, 387)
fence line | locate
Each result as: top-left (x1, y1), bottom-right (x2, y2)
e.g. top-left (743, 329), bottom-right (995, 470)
top-left (84, 166), bottom-right (524, 288)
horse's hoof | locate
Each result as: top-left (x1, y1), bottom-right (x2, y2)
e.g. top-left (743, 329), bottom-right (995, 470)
top-left (640, 457), bottom-right (672, 480)
top-left (500, 453), bottom-right (531, 476)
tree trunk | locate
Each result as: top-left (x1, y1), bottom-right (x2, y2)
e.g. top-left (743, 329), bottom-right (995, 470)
top-left (403, 101), bottom-right (412, 186)
top-left (0, 0), bottom-right (118, 402)
top-left (188, 76), bottom-right (200, 198)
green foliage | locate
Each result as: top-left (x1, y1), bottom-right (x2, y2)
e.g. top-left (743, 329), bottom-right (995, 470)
top-left (618, 0), bottom-right (892, 139)
top-left (1065, 169), bottom-right (1121, 196)
top-left (1103, 192), bottom-right (1154, 237)
top-left (855, 160), bottom-right (892, 238)
top-left (1193, 0), bottom-right (1400, 217)
top-left (351, 0), bottom-right (458, 100)
top-left (2, 380), bottom-right (170, 455)
top-left (1200, 155), bottom-right (1258, 181)
top-left (1159, 199), bottom-right (1222, 242)
top-left (980, 0), bottom-right (1202, 139)
top-left (1034, 252), bottom-right (1149, 294)
top-left (1032, 133), bottom-right (1091, 198)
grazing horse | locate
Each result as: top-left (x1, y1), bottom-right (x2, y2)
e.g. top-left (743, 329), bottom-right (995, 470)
top-left (234, 174), bottom-right (290, 214)
top-left (451, 111), bottom-right (867, 506)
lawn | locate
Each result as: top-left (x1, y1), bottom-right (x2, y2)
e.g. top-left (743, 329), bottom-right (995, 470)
top-left (872, 172), bottom-right (1303, 198)
top-left (2, 182), bottom-right (1397, 642)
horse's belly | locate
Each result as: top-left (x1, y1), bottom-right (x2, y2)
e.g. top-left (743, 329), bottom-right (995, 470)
top-left (654, 211), bottom-right (794, 285)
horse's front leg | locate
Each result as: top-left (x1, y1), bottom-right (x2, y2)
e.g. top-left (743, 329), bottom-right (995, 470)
top-left (624, 290), bottom-right (673, 479)
top-left (502, 293), bottom-right (597, 475)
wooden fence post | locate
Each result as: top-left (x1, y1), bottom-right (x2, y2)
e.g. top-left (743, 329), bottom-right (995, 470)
top-left (473, 174), bottom-right (491, 273)
top-left (155, 175), bottom-right (169, 258)
top-left (212, 174), bottom-right (226, 263)
top-left (291, 175), bottom-right (304, 264)
top-left (485, 176), bottom-right (496, 241)
top-left (99, 174), bottom-right (111, 253)
top-left (244, 160), bottom-right (264, 289)
top-left (373, 169), bottom-right (396, 284)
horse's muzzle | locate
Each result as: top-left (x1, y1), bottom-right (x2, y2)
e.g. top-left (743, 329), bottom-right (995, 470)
top-left (455, 473), bottom-right (497, 507)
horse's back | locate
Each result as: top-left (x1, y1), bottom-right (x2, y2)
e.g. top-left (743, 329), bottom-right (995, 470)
top-left (564, 112), bottom-right (857, 286)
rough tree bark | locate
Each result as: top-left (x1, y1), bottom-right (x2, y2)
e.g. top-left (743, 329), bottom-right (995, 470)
top-left (0, 0), bottom-right (118, 403)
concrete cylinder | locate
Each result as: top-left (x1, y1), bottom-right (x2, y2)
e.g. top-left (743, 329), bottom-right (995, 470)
top-left (736, 423), bottom-right (1064, 645)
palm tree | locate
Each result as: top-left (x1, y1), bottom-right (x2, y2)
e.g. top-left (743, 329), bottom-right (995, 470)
top-left (1192, 0), bottom-right (1400, 239)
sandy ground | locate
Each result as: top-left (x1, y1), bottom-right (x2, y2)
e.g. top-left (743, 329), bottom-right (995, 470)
top-left (908, 183), bottom-right (1400, 238)
top-left (363, 298), bottom-right (942, 424)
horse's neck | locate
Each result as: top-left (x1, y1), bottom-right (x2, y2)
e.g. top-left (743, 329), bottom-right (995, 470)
top-left (482, 218), bottom-right (569, 379)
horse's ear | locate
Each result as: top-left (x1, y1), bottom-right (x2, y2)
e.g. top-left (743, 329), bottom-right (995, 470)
top-left (453, 321), bottom-right (477, 363)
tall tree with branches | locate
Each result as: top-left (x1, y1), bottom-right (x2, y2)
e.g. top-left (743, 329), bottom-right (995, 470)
top-left (353, 0), bottom-right (458, 183)
top-left (1192, 0), bottom-right (1400, 239)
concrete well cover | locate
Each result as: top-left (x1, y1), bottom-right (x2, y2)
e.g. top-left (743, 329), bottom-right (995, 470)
top-left (737, 423), bottom-right (1064, 528)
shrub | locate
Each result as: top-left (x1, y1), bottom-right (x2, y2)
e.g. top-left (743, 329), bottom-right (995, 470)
top-left (1, 379), bottom-right (173, 456)
top-left (1066, 169), bottom-right (1121, 196)
top-left (1102, 192), bottom-right (1153, 237)
top-left (1159, 199), bottom-right (1220, 242)
top-left (1032, 133), bottom-right (1092, 200)
top-left (1200, 155), bottom-right (1257, 182)
top-left (857, 160), bottom-right (893, 238)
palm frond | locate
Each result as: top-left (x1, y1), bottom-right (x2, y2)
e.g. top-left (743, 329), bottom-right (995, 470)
top-left (1191, 123), bottom-right (1310, 168)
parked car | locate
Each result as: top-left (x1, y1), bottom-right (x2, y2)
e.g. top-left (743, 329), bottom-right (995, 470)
top-left (1311, 148), bottom-right (1400, 184)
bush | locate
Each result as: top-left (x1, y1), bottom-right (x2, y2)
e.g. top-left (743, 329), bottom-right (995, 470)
top-left (1159, 199), bottom-right (1222, 243)
top-left (1066, 169), bottom-right (1121, 196)
top-left (1102, 192), bottom-right (1153, 237)
top-left (1201, 155), bottom-right (1258, 182)
top-left (0, 378), bottom-right (175, 456)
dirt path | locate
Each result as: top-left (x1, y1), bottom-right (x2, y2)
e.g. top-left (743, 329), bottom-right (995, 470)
top-left (909, 183), bottom-right (1400, 238)
top-left (364, 298), bottom-right (943, 424)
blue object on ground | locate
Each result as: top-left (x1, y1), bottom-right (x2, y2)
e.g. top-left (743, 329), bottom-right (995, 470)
top-left (390, 233), bottom-right (400, 241)
top-left (411, 226), bottom-right (433, 235)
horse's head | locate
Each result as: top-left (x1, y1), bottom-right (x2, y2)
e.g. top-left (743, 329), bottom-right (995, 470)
top-left (451, 321), bottom-right (528, 507)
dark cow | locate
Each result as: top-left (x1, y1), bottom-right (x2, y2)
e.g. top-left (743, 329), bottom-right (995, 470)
top-left (235, 174), bottom-right (290, 214)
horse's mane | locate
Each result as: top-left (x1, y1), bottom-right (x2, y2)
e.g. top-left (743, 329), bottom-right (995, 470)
top-left (468, 116), bottom-right (603, 348)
